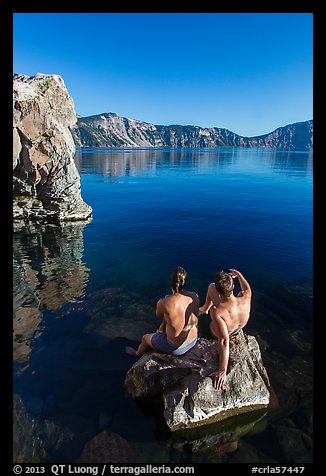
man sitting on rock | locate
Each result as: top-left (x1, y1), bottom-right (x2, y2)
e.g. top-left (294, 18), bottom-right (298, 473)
top-left (199, 269), bottom-right (252, 390)
top-left (125, 266), bottom-right (199, 357)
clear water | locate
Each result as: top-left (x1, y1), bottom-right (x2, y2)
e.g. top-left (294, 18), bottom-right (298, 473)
top-left (13, 147), bottom-right (313, 463)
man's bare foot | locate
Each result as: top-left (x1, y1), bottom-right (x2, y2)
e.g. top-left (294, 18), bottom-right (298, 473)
top-left (125, 346), bottom-right (138, 356)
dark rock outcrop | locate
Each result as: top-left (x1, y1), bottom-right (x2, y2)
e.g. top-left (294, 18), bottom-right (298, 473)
top-left (13, 73), bottom-right (92, 223)
top-left (124, 331), bottom-right (272, 431)
top-left (71, 112), bottom-right (313, 151)
top-left (13, 394), bottom-right (96, 463)
top-left (13, 394), bottom-right (43, 463)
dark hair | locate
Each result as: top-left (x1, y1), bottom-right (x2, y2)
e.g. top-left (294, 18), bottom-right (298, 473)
top-left (214, 270), bottom-right (233, 297)
top-left (170, 266), bottom-right (187, 293)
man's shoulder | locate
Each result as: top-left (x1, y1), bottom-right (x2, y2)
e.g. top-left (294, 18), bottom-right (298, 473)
top-left (210, 308), bottom-right (230, 330)
top-left (185, 291), bottom-right (199, 303)
top-left (211, 303), bottom-right (229, 317)
top-left (165, 291), bottom-right (198, 304)
top-left (237, 289), bottom-right (252, 300)
top-left (186, 290), bottom-right (198, 297)
top-left (164, 294), bottom-right (178, 305)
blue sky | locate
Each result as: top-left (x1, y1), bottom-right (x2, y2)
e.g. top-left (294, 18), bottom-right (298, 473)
top-left (13, 13), bottom-right (313, 137)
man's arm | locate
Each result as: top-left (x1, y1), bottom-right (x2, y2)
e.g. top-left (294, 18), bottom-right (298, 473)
top-left (156, 298), bottom-right (166, 332)
top-left (192, 291), bottom-right (200, 315)
top-left (229, 269), bottom-right (252, 296)
top-left (157, 320), bottom-right (166, 332)
top-left (209, 307), bottom-right (230, 390)
top-left (156, 298), bottom-right (165, 319)
top-left (199, 283), bottom-right (218, 314)
top-left (199, 285), bottom-right (212, 314)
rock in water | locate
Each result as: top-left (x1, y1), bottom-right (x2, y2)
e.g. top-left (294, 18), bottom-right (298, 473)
top-left (13, 73), bottom-right (92, 223)
top-left (76, 430), bottom-right (144, 463)
top-left (124, 331), bottom-right (272, 431)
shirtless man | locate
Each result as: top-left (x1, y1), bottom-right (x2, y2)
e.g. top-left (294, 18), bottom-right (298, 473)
top-left (125, 267), bottom-right (199, 357)
top-left (200, 269), bottom-right (252, 390)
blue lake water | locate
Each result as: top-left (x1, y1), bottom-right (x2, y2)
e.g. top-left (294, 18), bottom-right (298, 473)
top-left (13, 147), bottom-right (313, 463)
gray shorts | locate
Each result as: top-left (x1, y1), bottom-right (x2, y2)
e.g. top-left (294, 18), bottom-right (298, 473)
top-left (151, 332), bottom-right (198, 356)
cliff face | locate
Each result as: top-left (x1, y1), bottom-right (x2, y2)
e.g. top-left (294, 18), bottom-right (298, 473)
top-left (13, 73), bottom-right (92, 223)
top-left (244, 121), bottom-right (313, 150)
top-left (71, 113), bottom-right (313, 151)
top-left (71, 113), bottom-right (163, 148)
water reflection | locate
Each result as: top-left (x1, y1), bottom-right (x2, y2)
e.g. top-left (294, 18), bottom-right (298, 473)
top-left (265, 150), bottom-right (313, 177)
top-left (75, 147), bottom-right (312, 178)
top-left (74, 148), bottom-right (240, 177)
top-left (13, 221), bottom-right (90, 362)
top-left (13, 148), bottom-right (313, 463)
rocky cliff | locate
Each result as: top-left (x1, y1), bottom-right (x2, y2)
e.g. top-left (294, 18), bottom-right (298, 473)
top-left (71, 113), bottom-right (313, 151)
top-left (13, 73), bottom-right (92, 223)
top-left (71, 113), bottom-right (163, 148)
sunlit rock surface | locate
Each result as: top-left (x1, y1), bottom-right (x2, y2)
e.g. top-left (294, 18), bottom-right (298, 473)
top-left (13, 73), bottom-right (92, 222)
top-left (72, 112), bottom-right (313, 150)
top-left (125, 331), bottom-right (272, 430)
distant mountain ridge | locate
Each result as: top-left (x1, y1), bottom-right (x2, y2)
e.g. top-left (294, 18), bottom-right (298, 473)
top-left (71, 113), bottom-right (313, 150)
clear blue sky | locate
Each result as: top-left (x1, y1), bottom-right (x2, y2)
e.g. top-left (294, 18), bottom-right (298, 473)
top-left (13, 13), bottom-right (313, 137)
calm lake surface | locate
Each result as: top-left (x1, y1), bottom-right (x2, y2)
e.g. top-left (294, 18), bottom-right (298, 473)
top-left (13, 148), bottom-right (313, 463)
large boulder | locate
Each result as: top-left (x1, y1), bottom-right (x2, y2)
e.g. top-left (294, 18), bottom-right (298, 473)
top-left (124, 330), bottom-right (272, 431)
top-left (13, 73), bottom-right (92, 223)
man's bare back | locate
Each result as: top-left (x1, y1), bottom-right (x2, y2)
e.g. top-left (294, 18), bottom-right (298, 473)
top-left (159, 291), bottom-right (199, 346)
top-left (125, 266), bottom-right (199, 358)
top-left (200, 270), bottom-right (251, 336)
top-left (199, 268), bottom-right (252, 390)
top-left (210, 288), bottom-right (251, 337)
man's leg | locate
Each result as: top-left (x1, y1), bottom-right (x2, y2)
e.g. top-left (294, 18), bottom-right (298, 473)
top-left (125, 333), bottom-right (155, 357)
top-left (199, 287), bottom-right (213, 314)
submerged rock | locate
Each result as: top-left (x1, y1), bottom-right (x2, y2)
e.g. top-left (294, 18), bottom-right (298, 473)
top-left (168, 408), bottom-right (268, 463)
top-left (76, 430), bottom-right (144, 463)
top-left (13, 73), bottom-right (92, 223)
top-left (13, 394), bottom-right (95, 463)
top-left (13, 394), bottom-right (43, 463)
top-left (271, 418), bottom-right (313, 463)
top-left (124, 331), bottom-right (272, 431)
